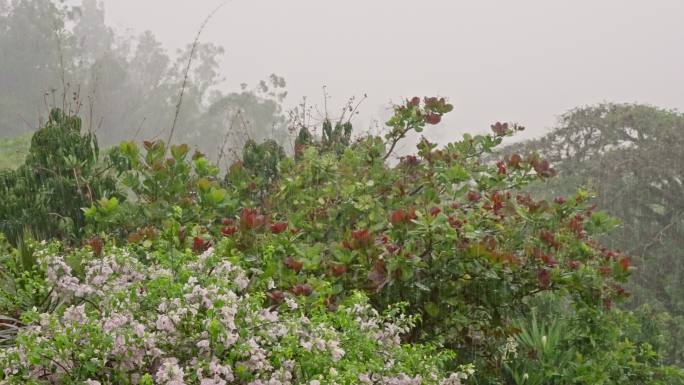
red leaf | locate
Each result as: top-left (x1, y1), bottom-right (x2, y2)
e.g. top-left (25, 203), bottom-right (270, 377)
top-left (87, 236), bottom-right (103, 257)
top-left (267, 290), bottom-right (284, 302)
top-left (540, 230), bottom-right (560, 250)
top-left (284, 257), bottom-right (304, 273)
top-left (425, 114), bottom-right (441, 125)
top-left (598, 266), bottom-right (613, 277)
top-left (390, 209), bottom-right (407, 225)
top-left (496, 161), bottom-right (507, 175)
top-left (507, 153), bottom-right (523, 168)
top-left (537, 269), bottom-right (551, 289)
top-left (192, 236), bottom-right (210, 253)
top-left (270, 221), bottom-right (288, 234)
top-left (221, 226), bottom-right (237, 236)
top-left (240, 208), bottom-right (265, 230)
top-left (351, 229), bottom-right (372, 249)
top-left (491, 122), bottom-right (508, 136)
top-left (618, 257), bottom-right (631, 272)
top-left (292, 283), bottom-right (313, 296)
top-left (331, 264), bottom-right (348, 277)
top-left (467, 191), bottom-right (481, 202)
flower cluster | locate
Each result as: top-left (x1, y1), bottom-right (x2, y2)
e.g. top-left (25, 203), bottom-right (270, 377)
top-left (0, 244), bottom-right (468, 384)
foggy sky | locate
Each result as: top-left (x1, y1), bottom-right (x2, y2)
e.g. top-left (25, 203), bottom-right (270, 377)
top-left (102, 0), bottom-right (684, 147)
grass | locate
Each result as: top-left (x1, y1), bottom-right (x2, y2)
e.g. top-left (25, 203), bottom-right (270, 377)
top-left (0, 134), bottom-right (30, 170)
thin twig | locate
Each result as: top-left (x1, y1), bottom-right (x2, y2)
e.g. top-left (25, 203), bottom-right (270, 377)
top-left (382, 126), bottom-right (411, 161)
top-left (345, 93), bottom-right (367, 124)
top-left (166, 1), bottom-right (228, 149)
top-left (216, 110), bottom-right (240, 165)
top-left (133, 117), bottom-right (147, 140)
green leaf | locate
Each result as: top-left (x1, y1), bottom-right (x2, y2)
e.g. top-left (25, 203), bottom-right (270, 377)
top-left (170, 143), bottom-right (189, 160)
top-left (207, 188), bottom-right (227, 205)
top-left (445, 164), bottom-right (470, 183)
top-left (98, 196), bottom-right (119, 214)
top-left (425, 302), bottom-right (440, 317)
top-left (82, 205), bottom-right (97, 219)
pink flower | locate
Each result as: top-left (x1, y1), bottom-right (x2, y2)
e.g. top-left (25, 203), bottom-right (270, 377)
top-left (155, 314), bottom-right (176, 333)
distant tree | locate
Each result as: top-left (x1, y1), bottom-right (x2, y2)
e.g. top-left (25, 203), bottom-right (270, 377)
top-left (502, 103), bottom-right (684, 365)
top-left (0, 0), bottom-right (289, 160)
top-left (0, 0), bottom-right (69, 136)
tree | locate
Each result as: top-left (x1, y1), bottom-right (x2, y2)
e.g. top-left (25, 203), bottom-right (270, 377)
top-left (0, 0), bottom-right (69, 136)
top-left (0, 0), bottom-right (290, 162)
top-left (502, 103), bottom-right (684, 365)
top-left (0, 108), bottom-right (120, 244)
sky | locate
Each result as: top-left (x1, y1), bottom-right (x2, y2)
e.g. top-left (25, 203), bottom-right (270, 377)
top-left (100, 0), bottom-right (684, 146)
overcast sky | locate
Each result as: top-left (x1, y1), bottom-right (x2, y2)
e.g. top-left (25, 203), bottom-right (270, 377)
top-left (101, 0), bottom-right (684, 145)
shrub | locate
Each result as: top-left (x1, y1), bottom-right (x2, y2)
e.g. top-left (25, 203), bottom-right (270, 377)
top-left (217, 99), bottom-right (634, 379)
top-left (0, 109), bottom-right (119, 245)
top-left (503, 299), bottom-right (684, 385)
top-left (8, 97), bottom-right (680, 384)
top-left (86, 140), bottom-right (229, 236)
top-left (0, 242), bottom-right (470, 384)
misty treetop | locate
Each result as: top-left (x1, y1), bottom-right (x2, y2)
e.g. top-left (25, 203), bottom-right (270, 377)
top-left (0, 0), bottom-right (288, 164)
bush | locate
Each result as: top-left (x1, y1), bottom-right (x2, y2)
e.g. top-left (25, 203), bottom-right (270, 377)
top-left (74, 97), bottom-right (682, 383)
top-left (2, 97), bottom-right (682, 384)
top-left (0, 242), bottom-right (470, 384)
top-left (217, 100), bottom-right (634, 379)
top-left (0, 109), bottom-right (119, 245)
top-left (503, 295), bottom-right (684, 385)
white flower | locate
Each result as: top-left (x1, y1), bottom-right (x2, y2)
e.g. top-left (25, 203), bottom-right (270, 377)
top-left (156, 359), bottom-right (185, 385)
top-left (155, 314), bottom-right (176, 333)
top-left (330, 347), bottom-right (345, 362)
top-left (300, 339), bottom-right (313, 351)
top-left (62, 304), bottom-right (87, 324)
top-left (234, 275), bottom-right (249, 291)
top-left (284, 297), bottom-right (298, 310)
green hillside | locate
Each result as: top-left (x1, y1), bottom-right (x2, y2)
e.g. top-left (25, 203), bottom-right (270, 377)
top-left (0, 134), bottom-right (30, 170)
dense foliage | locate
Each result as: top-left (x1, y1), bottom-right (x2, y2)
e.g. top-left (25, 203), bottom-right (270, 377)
top-left (1, 99), bottom-right (683, 384)
top-left (0, 109), bottom-right (119, 245)
top-left (503, 103), bottom-right (684, 366)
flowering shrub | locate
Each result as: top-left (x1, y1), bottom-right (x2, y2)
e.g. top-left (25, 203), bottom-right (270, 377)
top-left (0, 242), bottom-right (471, 384)
top-left (214, 99), bottom-right (634, 377)
top-left (4, 96), bottom-right (682, 384)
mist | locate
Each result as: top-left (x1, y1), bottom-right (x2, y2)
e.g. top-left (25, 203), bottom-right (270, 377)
top-left (2, 0), bottom-right (683, 154)
top-left (102, 0), bottom-right (684, 141)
